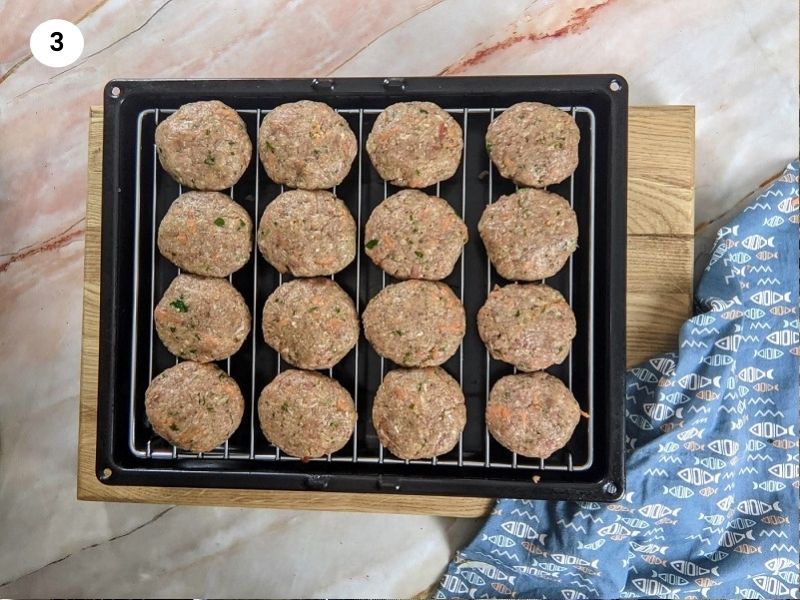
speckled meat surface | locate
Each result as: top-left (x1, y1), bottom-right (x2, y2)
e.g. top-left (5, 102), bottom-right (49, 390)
top-left (258, 100), bottom-right (357, 189)
top-left (157, 191), bottom-right (252, 277)
top-left (258, 189), bottom-right (356, 277)
top-left (479, 187), bottom-right (577, 281)
top-left (155, 100), bottom-right (252, 191)
top-left (145, 361), bottom-right (244, 453)
top-left (363, 280), bottom-right (465, 367)
top-left (261, 278), bottom-right (359, 370)
top-left (486, 371), bottom-right (580, 458)
top-left (485, 101), bottom-right (579, 187)
top-left (154, 274), bottom-right (251, 363)
top-left (372, 367), bottom-right (466, 460)
top-left (365, 189), bottom-right (467, 280)
top-left (366, 101), bottom-right (463, 188)
top-left (477, 283), bottom-right (575, 372)
top-left (258, 369), bottom-right (356, 459)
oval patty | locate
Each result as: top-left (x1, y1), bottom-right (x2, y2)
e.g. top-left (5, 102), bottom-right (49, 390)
top-left (262, 278), bottom-right (359, 370)
top-left (145, 361), bottom-right (244, 453)
top-left (258, 189), bottom-right (356, 277)
top-left (366, 101), bottom-right (463, 188)
top-left (477, 283), bottom-right (575, 372)
top-left (154, 274), bottom-right (251, 363)
top-left (259, 369), bottom-right (356, 459)
top-left (372, 367), bottom-right (466, 460)
top-left (486, 371), bottom-right (580, 459)
top-left (258, 100), bottom-right (357, 189)
top-left (158, 191), bottom-right (253, 277)
top-left (155, 100), bottom-right (252, 191)
top-left (363, 280), bottom-right (465, 367)
top-left (479, 187), bottom-right (577, 281)
top-left (486, 102), bottom-right (579, 188)
top-left (365, 189), bottom-right (467, 280)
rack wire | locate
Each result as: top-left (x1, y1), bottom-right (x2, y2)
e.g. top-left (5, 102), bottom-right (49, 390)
top-left (129, 104), bottom-right (596, 474)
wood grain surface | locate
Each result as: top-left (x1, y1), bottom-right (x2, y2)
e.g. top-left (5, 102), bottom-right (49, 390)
top-left (78, 106), bottom-right (694, 517)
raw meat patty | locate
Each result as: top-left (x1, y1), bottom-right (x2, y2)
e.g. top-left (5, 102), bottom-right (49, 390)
top-left (258, 369), bottom-right (356, 459)
top-left (486, 372), bottom-right (580, 459)
top-left (477, 283), bottom-right (575, 371)
top-left (486, 102), bottom-right (579, 187)
top-left (155, 100), bottom-right (252, 191)
top-left (366, 101), bottom-right (462, 188)
top-left (261, 278), bottom-right (359, 370)
top-left (258, 100), bottom-right (357, 189)
top-left (158, 191), bottom-right (252, 277)
top-left (365, 189), bottom-right (467, 280)
top-left (372, 367), bottom-right (466, 460)
top-left (363, 280), bottom-right (465, 367)
top-left (145, 361), bottom-right (244, 453)
top-left (479, 187), bottom-right (577, 281)
top-left (258, 189), bottom-right (356, 276)
top-left (154, 274), bottom-right (250, 362)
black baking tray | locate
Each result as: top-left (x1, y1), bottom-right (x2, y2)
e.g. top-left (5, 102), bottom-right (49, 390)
top-left (97, 76), bottom-right (627, 501)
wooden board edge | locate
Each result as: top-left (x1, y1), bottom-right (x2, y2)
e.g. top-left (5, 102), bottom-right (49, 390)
top-left (626, 292), bottom-right (692, 366)
top-left (77, 107), bottom-right (104, 499)
top-left (78, 478), bottom-right (495, 517)
top-left (627, 234), bottom-right (694, 295)
top-left (627, 105), bottom-right (695, 236)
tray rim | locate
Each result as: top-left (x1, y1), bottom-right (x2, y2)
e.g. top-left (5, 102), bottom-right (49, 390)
top-left (93, 75), bottom-right (628, 503)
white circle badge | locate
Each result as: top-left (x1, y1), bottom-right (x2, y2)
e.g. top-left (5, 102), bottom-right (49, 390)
top-left (30, 19), bottom-right (84, 68)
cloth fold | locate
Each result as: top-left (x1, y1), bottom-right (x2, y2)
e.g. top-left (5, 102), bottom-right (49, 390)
top-left (436, 161), bottom-right (799, 600)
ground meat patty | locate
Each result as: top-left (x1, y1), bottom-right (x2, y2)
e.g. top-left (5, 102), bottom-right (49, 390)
top-left (486, 372), bottom-right (580, 458)
top-left (372, 367), bottom-right (466, 460)
top-left (363, 280), bottom-right (465, 367)
top-left (262, 278), bottom-right (359, 370)
top-left (258, 100), bottom-right (357, 189)
top-left (479, 188), bottom-right (578, 281)
top-left (365, 189), bottom-right (467, 280)
top-left (145, 361), bottom-right (244, 453)
top-left (258, 369), bottom-right (356, 458)
top-left (258, 189), bottom-right (356, 276)
top-left (155, 100), bottom-right (252, 191)
top-left (486, 102), bottom-right (579, 188)
top-left (366, 102), bottom-right (463, 188)
top-left (154, 274), bottom-right (251, 362)
top-left (158, 191), bottom-right (253, 277)
top-left (477, 283), bottom-right (575, 371)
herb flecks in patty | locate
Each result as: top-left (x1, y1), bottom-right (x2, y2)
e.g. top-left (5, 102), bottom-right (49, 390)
top-left (170, 297), bottom-right (189, 312)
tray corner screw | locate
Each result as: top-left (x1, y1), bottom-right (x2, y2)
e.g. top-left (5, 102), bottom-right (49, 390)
top-left (311, 78), bottom-right (335, 91)
top-left (603, 480), bottom-right (619, 497)
top-left (382, 77), bottom-right (406, 91)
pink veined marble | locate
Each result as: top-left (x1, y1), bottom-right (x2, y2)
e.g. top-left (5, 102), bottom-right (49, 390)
top-left (0, 0), bottom-right (797, 597)
top-left (0, 0), bottom-right (100, 76)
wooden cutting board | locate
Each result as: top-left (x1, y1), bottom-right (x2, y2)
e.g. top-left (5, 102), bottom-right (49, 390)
top-left (78, 106), bottom-right (694, 517)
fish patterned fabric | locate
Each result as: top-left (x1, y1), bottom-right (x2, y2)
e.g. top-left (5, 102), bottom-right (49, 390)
top-left (436, 161), bottom-right (799, 600)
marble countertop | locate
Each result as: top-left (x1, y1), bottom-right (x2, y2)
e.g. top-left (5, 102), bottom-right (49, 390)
top-left (0, 0), bottom-right (797, 597)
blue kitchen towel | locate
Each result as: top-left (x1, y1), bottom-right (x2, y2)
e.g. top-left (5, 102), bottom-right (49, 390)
top-left (436, 161), bottom-right (799, 600)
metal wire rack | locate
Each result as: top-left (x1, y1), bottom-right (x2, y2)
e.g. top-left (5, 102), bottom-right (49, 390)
top-left (128, 104), bottom-right (596, 474)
